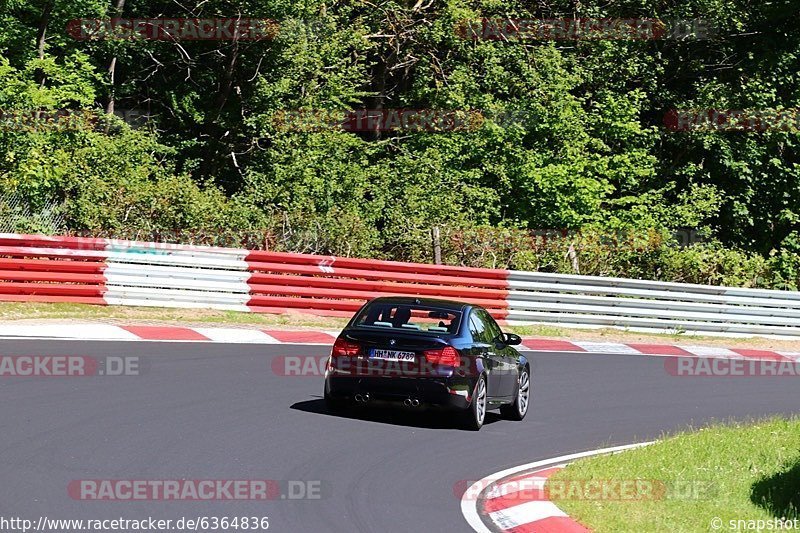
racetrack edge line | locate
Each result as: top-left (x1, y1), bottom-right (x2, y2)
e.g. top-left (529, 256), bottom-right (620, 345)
top-left (460, 442), bottom-right (654, 532)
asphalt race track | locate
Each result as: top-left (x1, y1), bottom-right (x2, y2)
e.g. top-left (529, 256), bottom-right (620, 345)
top-left (2, 340), bottom-right (798, 532)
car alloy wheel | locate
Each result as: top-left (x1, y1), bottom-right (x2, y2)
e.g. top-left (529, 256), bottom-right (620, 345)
top-left (463, 375), bottom-right (487, 431)
top-left (500, 367), bottom-right (530, 421)
top-left (475, 377), bottom-right (487, 425)
top-left (517, 369), bottom-right (529, 417)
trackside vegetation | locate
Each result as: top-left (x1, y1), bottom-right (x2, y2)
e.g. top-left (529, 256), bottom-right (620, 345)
top-left (550, 418), bottom-right (800, 532)
top-left (1, 1), bottom-right (799, 288)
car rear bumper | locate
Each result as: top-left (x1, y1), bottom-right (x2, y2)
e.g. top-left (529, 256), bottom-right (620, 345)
top-left (325, 376), bottom-right (474, 410)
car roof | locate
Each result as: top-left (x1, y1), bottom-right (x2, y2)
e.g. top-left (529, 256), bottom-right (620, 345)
top-left (365, 296), bottom-right (472, 312)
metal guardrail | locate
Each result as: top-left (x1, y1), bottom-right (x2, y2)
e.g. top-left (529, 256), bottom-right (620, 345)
top-left (505, 271), bottom-right (800, 337)
top-left (1, 233), bottom-right (799, 338)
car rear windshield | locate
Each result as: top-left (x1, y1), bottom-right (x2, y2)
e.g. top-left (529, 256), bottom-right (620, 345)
top-left (352, 302), bottom-right (462, 335)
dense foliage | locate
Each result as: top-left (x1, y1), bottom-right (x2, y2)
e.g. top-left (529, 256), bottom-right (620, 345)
top-left (1, 0), bottom-right (799, 288)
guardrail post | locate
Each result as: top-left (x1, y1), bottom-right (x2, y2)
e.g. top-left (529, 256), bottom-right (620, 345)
top-left (431, 226), bottom-right (442, 265)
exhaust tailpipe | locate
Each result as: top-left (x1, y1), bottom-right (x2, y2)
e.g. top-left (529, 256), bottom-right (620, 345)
top-left (355, 393), bottom-right (369, 403)
top-left (404, 398), bottom-right (421, 407)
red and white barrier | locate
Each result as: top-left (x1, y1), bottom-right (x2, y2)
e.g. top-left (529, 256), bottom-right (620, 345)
top-left (244, 248), bottom-right (508, 317)
top-left (3, 233), bottom-right (800, 338)
top-left (0, 233), bottom-right (509, 318)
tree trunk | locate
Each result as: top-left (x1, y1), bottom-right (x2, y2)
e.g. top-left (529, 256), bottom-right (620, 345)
top-left (36, 0), bottom-right (53, 61)
top-left (105, 0), bottom-right (127, 116)
top-left (34, 0), bottom-right (54, 120)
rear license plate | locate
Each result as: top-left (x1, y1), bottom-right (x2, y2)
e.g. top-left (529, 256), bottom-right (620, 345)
top-left (370, 349), bottom-right (416, 362)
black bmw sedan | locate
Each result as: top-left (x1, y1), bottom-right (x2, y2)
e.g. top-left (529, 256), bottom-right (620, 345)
top-left (323, 296), bottom-right (531, 430)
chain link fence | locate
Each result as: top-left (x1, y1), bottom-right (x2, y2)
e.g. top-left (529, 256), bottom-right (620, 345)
top-left (0, 193), bottom-right (66, 234)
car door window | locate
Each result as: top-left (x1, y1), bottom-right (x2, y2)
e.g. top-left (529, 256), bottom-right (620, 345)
top-left (469, 314), bottom-right (489, 343)
top-left (476, 309), bottom-right (502, 344)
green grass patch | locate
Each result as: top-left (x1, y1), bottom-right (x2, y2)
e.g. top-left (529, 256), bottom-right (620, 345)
top-left (507, 324), bottom-right (691, 340)
top-left (0, 302), bottom-right (350, 330)
top-left (550, 418), bottom-right (800, 532)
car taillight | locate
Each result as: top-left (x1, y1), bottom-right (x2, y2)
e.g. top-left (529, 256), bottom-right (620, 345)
top-left (332, 337), bottom-right (360, 357)
top-left (424, 346), bottom-right (460, 367)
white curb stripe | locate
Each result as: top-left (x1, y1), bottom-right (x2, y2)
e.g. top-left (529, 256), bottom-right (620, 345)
top-left (191, 328), bottom-right (281, 344)
top-left (572, 341), bottom-right (642, 355)
top-left (489, 501), bottom-right (567, 529)
top-left (678, 345), bottom-right (743, 358)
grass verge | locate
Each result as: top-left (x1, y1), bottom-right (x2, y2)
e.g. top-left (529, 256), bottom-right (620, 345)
top-left (550, 418), bottom-right (800, 532)
top-left (0, 302), bottom-right (351, 330)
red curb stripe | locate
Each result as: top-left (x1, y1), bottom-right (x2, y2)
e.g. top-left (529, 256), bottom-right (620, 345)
top-left (626, 343), bottom-right (694, 356)
top-left (521, 339), bottom-right (585, 352)
top-left (483, 488), bottom-right (549, 513)
top-left (481, 467), bottom-right (594, 532)
top-left (507, 516), bottom-right (590, 533)
top-left (263, 330), bottom-right (337, 344)
top-left (121, 326), bottom-right (211, 341)
top-left (483, 467), bottom-right (564, 513)
top-left (731, 349), bottom-right (791, 361)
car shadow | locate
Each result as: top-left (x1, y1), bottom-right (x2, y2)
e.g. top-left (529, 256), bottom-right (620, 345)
top-left (290, 398), bottom-right (502, 430)
top-left (750, 459), bottom-right (800, 520)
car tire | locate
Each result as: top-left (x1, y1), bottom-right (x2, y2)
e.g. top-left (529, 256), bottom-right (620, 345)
top-left (500, 367), bottom-right (530, 421)
top-left (462, 375), bottom-right (487, 431)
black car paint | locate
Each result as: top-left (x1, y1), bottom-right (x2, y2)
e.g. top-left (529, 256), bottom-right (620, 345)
top-left (324, 297), bottom-right (529, 412)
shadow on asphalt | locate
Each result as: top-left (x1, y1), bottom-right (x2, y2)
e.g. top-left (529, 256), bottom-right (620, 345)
top-left (290, 398), bottom-right (502, 430)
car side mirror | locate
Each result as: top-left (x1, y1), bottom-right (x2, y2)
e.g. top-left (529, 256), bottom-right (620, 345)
top-left (501, 333), bottom-right (522, 346)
